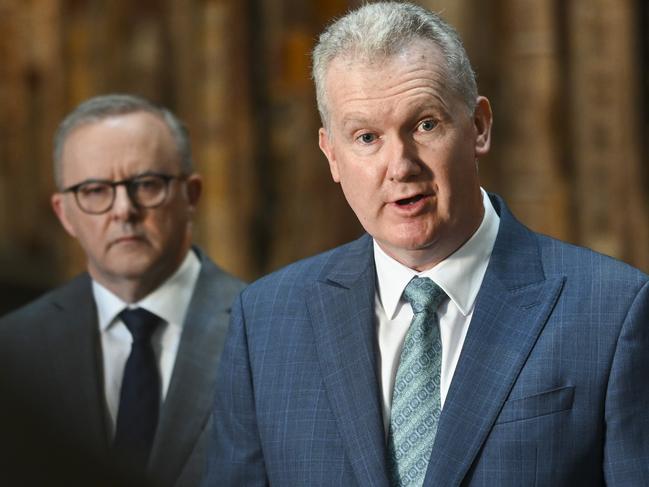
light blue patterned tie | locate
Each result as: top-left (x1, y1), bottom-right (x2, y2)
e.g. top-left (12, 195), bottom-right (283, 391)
top-left (387, 276), bottom-right (446, 487)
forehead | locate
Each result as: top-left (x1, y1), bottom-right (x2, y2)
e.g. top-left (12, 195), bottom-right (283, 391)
top-left (324, 41), bottom-right (453, 121)
top-left (60, 111), bottom-right (179, 182)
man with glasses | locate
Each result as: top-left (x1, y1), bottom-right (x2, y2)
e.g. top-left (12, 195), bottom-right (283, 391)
top-left (0, 94), bottom-right (244, 486)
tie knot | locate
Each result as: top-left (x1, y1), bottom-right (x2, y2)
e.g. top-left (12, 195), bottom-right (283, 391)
top-left (119, 308), bottom-right (161, 343)
top-left (403, 277), bottom-right (446, 314)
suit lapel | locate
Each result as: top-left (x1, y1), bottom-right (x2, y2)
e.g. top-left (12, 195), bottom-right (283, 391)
top-left (306, 235), bottom-right (390, 487)
top-left (44, 274), bottom-right (110, 458)
top-left (148, 255), bottom-right (236, 485)
top-left (424, 195), bottom-right (565, 486)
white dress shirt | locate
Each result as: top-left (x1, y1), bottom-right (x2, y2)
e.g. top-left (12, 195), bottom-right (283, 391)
top-left (374, 189), bottom-right (500, 434)
top-left (93, 249), bottom-right (201, 435)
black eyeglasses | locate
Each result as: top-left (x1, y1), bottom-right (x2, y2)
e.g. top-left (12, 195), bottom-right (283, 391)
top-left (61, 173), bottom-right (187, 214)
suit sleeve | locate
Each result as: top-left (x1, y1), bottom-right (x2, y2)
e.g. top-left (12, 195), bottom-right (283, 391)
top-left (603, 279), bottom-right (649, 485)
top-left (203, 292), bottom-right (268, 486)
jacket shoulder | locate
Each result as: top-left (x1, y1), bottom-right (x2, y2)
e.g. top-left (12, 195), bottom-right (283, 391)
top-left (490, 193), bottom-right (648, 288)
top-left (196, 251), bottom-right (247, 298)
top-left (243, 235), bottom-right (370, 299)
top-left (536, 233), bottom-right (649, 285)
top-left (0, 274), bottom-right (90, 326)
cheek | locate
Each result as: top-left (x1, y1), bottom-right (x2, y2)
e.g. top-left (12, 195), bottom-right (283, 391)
top-left (70, 220), bottom-right (109, 260)
top-left (142, 213), bottom-right (169, 241)
top-left (144, 207), bottom-right (188, 245)
top-left (72, 214), bottom-right (105, 240)
top-left (437, 142), bottom-right (478, 188)
top-left (338, 167), bottom-right (378, 210)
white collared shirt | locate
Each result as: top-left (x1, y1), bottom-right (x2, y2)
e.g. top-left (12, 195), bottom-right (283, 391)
top-left (374, 189), bottom-right (500, 434)
top-left (93, 249), bottom-right (201, 435)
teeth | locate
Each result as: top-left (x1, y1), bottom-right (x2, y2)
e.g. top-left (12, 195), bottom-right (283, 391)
top-left (397, 195), bottom-right (423, 205)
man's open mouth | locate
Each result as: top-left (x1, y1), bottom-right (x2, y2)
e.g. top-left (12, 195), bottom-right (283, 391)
top-left (395, 194), bottom-right (425, 206)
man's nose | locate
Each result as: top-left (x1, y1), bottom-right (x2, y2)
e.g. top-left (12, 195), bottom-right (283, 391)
top-left (110, 185), bottom-right (139, 220)
top-left (387, 137), bottom-right (422, 182)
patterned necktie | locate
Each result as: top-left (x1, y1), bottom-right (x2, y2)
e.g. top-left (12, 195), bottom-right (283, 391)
top-left (113, 308), bottom-right (162, 469)
top-left (387, 277), bottom-right (446, 487)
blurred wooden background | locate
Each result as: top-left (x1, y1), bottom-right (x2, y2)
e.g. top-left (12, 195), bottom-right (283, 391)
top-left (1, 0), bottom-right (648, 314)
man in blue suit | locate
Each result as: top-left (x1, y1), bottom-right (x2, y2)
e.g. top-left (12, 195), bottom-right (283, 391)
top-left (205, 3), bottom-right (649, 486)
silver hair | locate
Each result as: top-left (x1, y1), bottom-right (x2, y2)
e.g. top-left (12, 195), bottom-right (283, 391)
top-left (312, 2), bottom-right (478, 127)
top-left (53, 94), bottom-right (193, 189)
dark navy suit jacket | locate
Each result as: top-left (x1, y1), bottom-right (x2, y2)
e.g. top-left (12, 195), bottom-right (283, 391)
top-left (0, 249), bottom-right (244, 487)
top-left (206, 195), bottom-right (649, 486)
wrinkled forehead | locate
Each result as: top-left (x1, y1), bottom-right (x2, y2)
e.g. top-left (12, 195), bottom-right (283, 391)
top-left (322, 41), bottom-right (451, 112)
top-left (60, 112), bottom-right (181, 180)
top-left (334, 36), bottom-right (446, 66)
top-left (325, 39), bottom-right (447, 85)
top-left (65, 111), bottom-right (173, 144)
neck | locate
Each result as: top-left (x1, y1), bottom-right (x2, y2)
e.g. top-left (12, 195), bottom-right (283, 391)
top-left (104, 280), bottom-right (160, 304)
top-left (378, 241), bottom-right (461, 272)
top-left (92, 272), bottom-right (168, 304)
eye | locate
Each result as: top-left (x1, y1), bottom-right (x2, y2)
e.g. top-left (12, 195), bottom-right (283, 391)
top-left (134, 177), bottom-right (158, 189)
top-left (356, 132), bottom-right (378, 144)
top-left (417, 119), bottom-right (438, 132)
top-left (78, 183), bottom-right (110, 197)
top-left (132, 176), bottom-right (165, 195)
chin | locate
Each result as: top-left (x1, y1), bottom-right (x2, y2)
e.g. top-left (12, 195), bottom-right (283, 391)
top-left (108, 256), bottom-right (156, 278)
top-left (378, 235), bottom-right (432, 257)
top-left (391, 228), bottom-right (439, 250)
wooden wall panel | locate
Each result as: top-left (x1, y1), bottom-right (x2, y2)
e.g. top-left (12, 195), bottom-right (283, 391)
top-left (0, 0), bottom-right (68, 287)
top-left (0, 0), bottom-right (647, 313)
top-left (568, 0), bottom-right (649, 269)
top-left (491, 0), bottom-right (572, 240)
top-left (256, 0), bottom-right (361, 273)
top-left (192, 0), bottom-right (257, 279)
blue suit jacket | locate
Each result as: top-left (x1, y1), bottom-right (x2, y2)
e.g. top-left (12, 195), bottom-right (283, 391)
top-left (206, 195), bottom-right (649, 486)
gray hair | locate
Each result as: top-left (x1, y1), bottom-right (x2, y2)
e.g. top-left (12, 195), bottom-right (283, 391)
top-left (53, 94), bottom-right (193, 189)
top-left (312, 2), bottom-right (478, 127)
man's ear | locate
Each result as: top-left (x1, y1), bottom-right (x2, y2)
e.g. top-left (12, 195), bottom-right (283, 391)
top-left (184, 173), bottom-right (202, 212)
top-left (51, 193), bottom-right (78, 238)
top-left (473, 96), bottom-right (492, 157)
top-left (319, 127), bottom-right (340, 183)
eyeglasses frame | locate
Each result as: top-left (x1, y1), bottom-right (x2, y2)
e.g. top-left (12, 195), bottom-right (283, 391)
top-left (61, 172), bottom-right (188, 215)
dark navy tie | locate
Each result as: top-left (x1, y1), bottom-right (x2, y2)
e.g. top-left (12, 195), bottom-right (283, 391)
top-left (113, 308), bottom-right (162, 469)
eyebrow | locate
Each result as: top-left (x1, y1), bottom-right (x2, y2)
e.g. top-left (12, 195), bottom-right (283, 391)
top-left (341, 113), bottom-right (373, 129)
top-left (70, 171), bottom-right (166, 186)
top-left (339, 101), bottom-right (451, 129)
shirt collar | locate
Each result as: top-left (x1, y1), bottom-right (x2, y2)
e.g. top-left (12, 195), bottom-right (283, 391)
top-left (374, 188), bottom-right (500, 319)
top-left (93, 249), bottom-right (202, 331)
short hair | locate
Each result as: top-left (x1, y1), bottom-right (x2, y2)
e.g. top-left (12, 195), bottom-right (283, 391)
top-left (312, 2), bottom-right (478, 127)
top-left (53, 94), bottom-right (193, 189)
